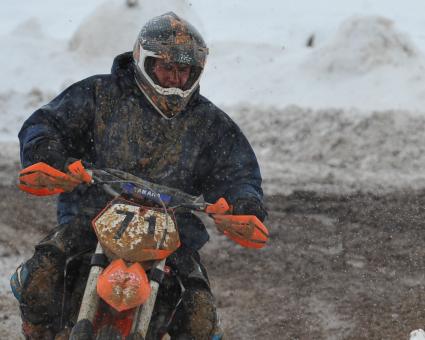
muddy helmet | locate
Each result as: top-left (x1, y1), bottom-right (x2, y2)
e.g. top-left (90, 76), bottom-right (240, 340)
top-left (133, 12), bottom-right (209, 119)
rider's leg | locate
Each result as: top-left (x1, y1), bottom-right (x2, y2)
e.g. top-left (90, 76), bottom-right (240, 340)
top-left (12, 244), bottom-right (65, 340)
top-left (166, 249), bottom-right (224, 340)
top-left (10, 217), bottom-right (97, 339)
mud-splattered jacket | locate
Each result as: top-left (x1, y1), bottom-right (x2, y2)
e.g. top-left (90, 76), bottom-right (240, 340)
top-left (18, 52), bottom-right (263, 250)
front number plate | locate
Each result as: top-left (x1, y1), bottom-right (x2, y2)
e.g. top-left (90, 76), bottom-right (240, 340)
top-left (92, 198), bottom-right (180, 262)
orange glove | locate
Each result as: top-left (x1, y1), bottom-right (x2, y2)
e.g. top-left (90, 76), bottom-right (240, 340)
top-left (18, 160), bottom-right (92, 196)
top-left (206, 198), bottom-right (269, 249)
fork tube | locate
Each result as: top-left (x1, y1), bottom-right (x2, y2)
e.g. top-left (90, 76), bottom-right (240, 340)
top-left (131, 258), bottom-right (166, 337)
top-left (76, 242), bottom-right (104, 322)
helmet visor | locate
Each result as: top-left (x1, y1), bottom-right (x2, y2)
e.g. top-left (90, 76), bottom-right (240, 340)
top-left (135, 44), bottom-right (203, 98)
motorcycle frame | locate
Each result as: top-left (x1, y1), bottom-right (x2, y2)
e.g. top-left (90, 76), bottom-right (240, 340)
top-left (74, 243), bottom-right (167, 339)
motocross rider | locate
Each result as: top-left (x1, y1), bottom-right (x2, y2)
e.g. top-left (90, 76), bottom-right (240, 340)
top-left (11, 12), bottom-right (267, 339)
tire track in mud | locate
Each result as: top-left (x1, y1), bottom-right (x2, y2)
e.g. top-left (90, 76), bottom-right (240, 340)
top-left (2, 185), bottom-right (425, 339)
top-left (203, 190), bottom-right (425, 340)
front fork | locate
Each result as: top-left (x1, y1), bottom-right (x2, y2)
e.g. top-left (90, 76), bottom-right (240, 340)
top-left (69, 243), bottom-right (103, 339)
top-left (131, 258), bottom-right (167, 338)
top-left (69, 242), bottom-right (167, 339)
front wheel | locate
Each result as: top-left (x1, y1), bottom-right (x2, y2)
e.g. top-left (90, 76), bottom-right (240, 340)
top-left (69, 319), bottom-right (94, 340)
top-left (95, 325), bottom-right (123, 340)
top-left (126, 333), bottom-right (145, 340)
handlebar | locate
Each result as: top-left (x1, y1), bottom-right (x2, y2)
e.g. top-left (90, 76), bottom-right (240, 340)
top-left (18, 161), bottom-right (269, 248)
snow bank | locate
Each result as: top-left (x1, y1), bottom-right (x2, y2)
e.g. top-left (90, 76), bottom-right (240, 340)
top-left (5, 102), bottom-right (425, 195)
top-left (410, 329), bottom-right (425, 340)
top-left (3, 7), bottom-right (425, 113)
top-left (0, 89), bottom-right (55, 142)
top-left (0, 19), bottom-right (81, 94)
top-left (204, 16), bottom-right (425, 111)
top-left (69, 0), bottom-right (201, 60)
top-left (307, 16), bottom-right (420, 75)
top-left (231, 105), bottom-right (425, 194)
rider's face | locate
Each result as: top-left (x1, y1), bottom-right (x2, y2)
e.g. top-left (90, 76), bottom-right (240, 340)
top-left (152, 59), bottom-right (191, 89)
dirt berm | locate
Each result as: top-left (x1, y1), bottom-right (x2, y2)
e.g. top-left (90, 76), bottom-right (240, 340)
top-left (1, 182), bottom-right (425, 339)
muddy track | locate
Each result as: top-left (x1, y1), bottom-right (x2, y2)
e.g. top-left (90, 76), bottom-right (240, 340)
top-left (1, 185), bottom-right (425, 339)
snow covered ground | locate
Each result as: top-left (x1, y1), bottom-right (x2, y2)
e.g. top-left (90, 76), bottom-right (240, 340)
top-left (1, 0), bottom-right (425, 194)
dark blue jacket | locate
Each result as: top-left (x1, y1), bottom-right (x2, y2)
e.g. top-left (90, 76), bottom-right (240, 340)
top-left (19, 52), bottom-right (263, 250)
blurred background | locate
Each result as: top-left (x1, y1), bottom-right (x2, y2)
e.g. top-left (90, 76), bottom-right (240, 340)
top-left (2, 0), bottom-right (425, 194)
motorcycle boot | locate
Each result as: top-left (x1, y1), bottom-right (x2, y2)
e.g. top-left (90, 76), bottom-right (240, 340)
top-left (10, 217), bottom-right (97, 339)
top-left (11, 244), bottom-right (66, 339)
top-left (164, 249), bottom-right (223, 339)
